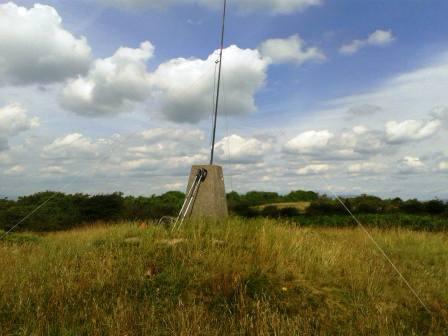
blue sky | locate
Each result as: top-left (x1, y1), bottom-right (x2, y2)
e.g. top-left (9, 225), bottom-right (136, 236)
top-left (1, 0), bottom-right (448, 199)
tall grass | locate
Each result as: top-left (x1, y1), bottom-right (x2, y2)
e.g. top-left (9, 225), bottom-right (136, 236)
top-left (0, 218), bottom-right (447, 335)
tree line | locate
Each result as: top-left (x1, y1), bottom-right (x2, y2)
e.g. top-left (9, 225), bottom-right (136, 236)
top-left (0, 190), bottom-right (446, 233)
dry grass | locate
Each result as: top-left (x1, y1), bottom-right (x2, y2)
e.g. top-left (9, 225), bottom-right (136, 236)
top-left (0, 219), bottom-right (447, 335)
top-left (253, 201), bottom-right (311, 212)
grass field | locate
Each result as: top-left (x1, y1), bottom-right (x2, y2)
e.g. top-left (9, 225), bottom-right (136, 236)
top-left (1, 219), bottom-right (447, 335)
top-left (253, 201), bottom-right (311, 212)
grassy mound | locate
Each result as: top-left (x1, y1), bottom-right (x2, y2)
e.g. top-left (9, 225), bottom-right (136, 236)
top-left (0, 219), bottom-right (447, 335)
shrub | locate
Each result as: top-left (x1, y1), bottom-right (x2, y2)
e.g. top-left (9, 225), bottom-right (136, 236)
top-left (284, 190), bottom-right (319, 202)
top-left (279, 207), bottom-right (301, 217)
top-left (401, 199), bottom-right (424, 214)
top-left (424, 200), bottom-right (446, 215)
top-left (261, 206), bottom-right (280, 218)
top-left (307, 199), bottom-right (346, 215)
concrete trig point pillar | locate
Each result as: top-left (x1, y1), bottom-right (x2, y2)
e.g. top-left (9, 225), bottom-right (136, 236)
top-left (185, 165), bottom-right (228, 221)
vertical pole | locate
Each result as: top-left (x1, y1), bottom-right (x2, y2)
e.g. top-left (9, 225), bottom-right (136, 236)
top-left (210, 0), bottom-right (227, 165)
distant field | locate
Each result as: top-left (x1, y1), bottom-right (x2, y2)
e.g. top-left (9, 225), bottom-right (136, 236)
top-left (253, 201), bottom-right (311, 212)
top-left (1, 219), bottom-right (447, 335)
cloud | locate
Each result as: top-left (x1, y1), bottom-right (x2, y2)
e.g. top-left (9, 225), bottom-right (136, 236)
top-left (431, 106), bottom-right (448, 128)
top-left (142, 128), bottom-right (205, 145)
top-left (123, 153), bottom-right (207, 174)
top-left (348, 162), bottom-right (386, 175)
top-left (0, 138), bottom-right (8, 152)
top-left (340, 29), bottom-right (394, 55)
top-left (398, 156), bottom-right (425, 174)
top-left (329, 54), bottom-right (448, 136)
top-left (61, 42), bottom-right (154, 116)
top-left (367, 30), bottom-right (395, 46)
top-left (385, 119), bottom-right (441, 144)
top-left (164, 182), bottom-right (184, 190)
top-left (36, 128), bottom-right (270, 184)
top-left (346, 104), bottom-right (382, 118)
top-left (40, 166), bottom-right (68, 175)
top-left (42, 133), bottom-right (99, 161)
top-left (283, 124), bottom-right (394, 163)
top-left (96, 0), bottom-right (321, 14)
top-left (338, 126), bottom-right (385, 155)
top-left (283, 126), bottom-right (386, 160)
top-left (114, 127), bottom-right (209, 175)
top-left (438, 161), bottom-right (448, 172)
top-left (0, 3), bottom-right (91, 85)
top-left (214, 134), bottom-right (272, 163)
top-left (0, 103), bottom-right (39, 137)
top-left (297, 164), bottom-right (329, 175)
top-left (128, 128), bottom-right (206, 159)
top-left (0, 103), bottom-right (39, 152)
top-left (235, 0), bottom-right (321, 13)
top-left (258, 35), bottom-right (325, 64)
top-left (61, 43), bottom-right (269, 123)
top-left (150, 45), bottom-right (269, 123)
top-left (5, 165), bottom-right (25, 176)
top-left (284, 130), bottom-right (334, 155)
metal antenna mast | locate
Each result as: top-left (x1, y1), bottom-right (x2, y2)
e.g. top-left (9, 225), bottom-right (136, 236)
top-left (210, 0), bottom-right (227, 165)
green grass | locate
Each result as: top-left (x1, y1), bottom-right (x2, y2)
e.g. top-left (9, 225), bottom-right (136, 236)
top-left (0, 218), bottom-right (447, 335)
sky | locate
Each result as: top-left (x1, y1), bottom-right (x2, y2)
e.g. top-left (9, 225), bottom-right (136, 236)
top-left (0, 0), bottom-right (447, 200)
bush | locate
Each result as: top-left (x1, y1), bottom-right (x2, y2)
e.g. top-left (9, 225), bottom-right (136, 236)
top-left (349, 195), bottom-right (386, 214)
top-left (284, 190), bottom-right (319, 202)
top-left (401, 199), bottom-right (424, 214)
top-left (279, 207), bottom-right (301, 217)
top-left (307, 199), bottom-right (346, 215)
top-left (424, 200), bottom-right (446, 215)
top-left (261, 206), bottom-right (280, 218)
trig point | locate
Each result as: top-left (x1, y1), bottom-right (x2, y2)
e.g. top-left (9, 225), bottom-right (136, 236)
top-left (185, 165), bottom-right (228, 220)
top-left (174, 0), bottom-right (229, 227)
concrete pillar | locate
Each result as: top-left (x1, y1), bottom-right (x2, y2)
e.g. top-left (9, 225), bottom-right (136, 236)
top-left (185, 165), bottom-right (228, 221)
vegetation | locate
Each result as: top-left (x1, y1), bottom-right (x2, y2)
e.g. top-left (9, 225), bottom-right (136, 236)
top-left (2, 191), bottom-right (446, 233)
top-left (0, 191), bottom-right (184, 232)
top-left (0, 219), bottom-right (447, 335)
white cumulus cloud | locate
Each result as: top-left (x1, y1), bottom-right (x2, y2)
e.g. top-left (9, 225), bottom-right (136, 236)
top-left (258, 35), bottom-right (325, 64)
top-left (283, 126), bottom-right (388, 161)
top-left (398, 156), bottom-right (425, 174)
top-left (340, 29), bottom-right (394, 55)
top-left (284, 130), bottom-right (334, 155)
top-left (61, 43), bottom-right (269, 123)
top-left (385, 119), bottom-right (441, 144)
top-left (215, 134), bottom-right (272, 163)
top-left (151, 45), bottom-right (269, 123)
top-left (61, 42), bottom-right (154, 116)
top-left (348, 162), bottom-right (386, 175)
top-left (0, 2), bottom-right (91, 85)
top-left (297, 164), bottom-right (329, 175)
top-left (0, 103), bottom-right (39, 152)
top-left (0, 103), bottom-right (39, 137)
top-left (42, 133), bottom-right (99, 160)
